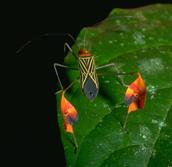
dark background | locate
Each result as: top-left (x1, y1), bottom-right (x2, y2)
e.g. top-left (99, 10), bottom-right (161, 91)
top-left (11, 0), bottom-right (171, 165)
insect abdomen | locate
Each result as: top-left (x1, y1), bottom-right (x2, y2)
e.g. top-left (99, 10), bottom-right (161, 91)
top-left (82, 76), bottom-right (98, 100)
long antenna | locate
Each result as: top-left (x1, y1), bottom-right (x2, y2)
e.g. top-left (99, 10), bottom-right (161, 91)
top-left (16, 33), bottom-right (76, 54)
top-left (83, 30), bottom-right (87, 50)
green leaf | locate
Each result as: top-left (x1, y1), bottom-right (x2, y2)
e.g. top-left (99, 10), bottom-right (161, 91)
top-left (56, 4), bottom-right (172, 167)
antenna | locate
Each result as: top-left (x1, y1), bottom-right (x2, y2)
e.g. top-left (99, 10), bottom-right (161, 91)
top-left (16, 33), bottom-right (77, 54)
top-left (83, 29), bottom-right (87, 50)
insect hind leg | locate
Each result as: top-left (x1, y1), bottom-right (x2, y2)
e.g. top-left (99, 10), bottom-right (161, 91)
top-left (96, 63), bottom-right (135, 87)
top-left (54, 63), bottom-right (78, 94)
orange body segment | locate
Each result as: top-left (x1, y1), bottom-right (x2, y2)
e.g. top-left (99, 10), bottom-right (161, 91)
top-left (60, 91), bottom-right (78, 133)
top-left (125, 73), bottom-right (146, 113)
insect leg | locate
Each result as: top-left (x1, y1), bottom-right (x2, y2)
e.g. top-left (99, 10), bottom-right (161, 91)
top-left (64, 43), bottom-right (78, 59)
top-left (54, 63), bottom-right (78, 70)
top-left (63, 78), bottom-right (79, 93)
top-left (54, 41), bottom-right (78, 93)
top-left (96, 63), bottom-right (118, 70)
top-left (96, 63), bottom-right (134, 87)
top-left (54, 63), bottom-right (79, 94)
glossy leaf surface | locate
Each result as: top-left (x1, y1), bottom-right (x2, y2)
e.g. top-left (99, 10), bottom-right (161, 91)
top-left (56, 4), bottom-right (172, 167)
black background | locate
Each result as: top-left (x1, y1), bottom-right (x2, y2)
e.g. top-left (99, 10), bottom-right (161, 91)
top-left (11, 0), bottom-right (171, 165)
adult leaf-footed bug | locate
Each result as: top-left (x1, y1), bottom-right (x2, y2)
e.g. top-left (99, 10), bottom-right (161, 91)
top-left (54, 32), bottom-right (129, 101)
